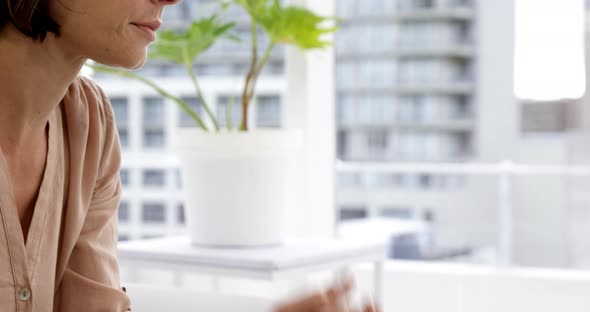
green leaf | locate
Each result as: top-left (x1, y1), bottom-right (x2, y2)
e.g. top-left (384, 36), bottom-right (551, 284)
top-left (257, 0), bottom-right (338, 49)
top-left (225, 0), bottom-right (338, 50)
top-left (148, 15), bottom-right (236, 65)
top-left (226, 0), bottom-right (268, 17)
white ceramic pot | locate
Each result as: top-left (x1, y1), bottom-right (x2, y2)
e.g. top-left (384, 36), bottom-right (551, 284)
top-left (173, 129), bottom-right (302, 247)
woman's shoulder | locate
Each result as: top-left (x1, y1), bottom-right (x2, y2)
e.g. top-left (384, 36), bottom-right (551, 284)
top-left (68, 75), bottom-right (111, 112)
top-left (62, 75), bottom-right (116, 131)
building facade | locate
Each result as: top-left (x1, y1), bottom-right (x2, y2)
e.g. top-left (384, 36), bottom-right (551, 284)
top-left (97, 0), bottom-right (590, 269)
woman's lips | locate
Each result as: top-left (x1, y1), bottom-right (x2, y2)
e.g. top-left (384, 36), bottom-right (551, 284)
top-left (131, 23), bottom-right (157, 41)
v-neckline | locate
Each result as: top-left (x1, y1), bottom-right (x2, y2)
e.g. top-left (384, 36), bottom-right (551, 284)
top-left (0, 108), bottom-right (57, 271)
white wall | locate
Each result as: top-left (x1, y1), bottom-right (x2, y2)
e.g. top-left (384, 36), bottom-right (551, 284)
top-left (513, 138), bottom-right (571, 267)
top-left (377, 261), bottom-right (590, 312)
top-left (284, 0), bottom-right (337, 239)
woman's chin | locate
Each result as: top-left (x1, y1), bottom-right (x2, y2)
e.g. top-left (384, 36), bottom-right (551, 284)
top-left (95, 53), bottom-right (147, 70)
top-left (118, 56), bottom-right (147, 71)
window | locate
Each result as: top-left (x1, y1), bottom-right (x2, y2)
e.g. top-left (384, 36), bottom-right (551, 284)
top-left (337, 95), bottom-right (356, 125)
top-left (337, 130), bottom-right (349, 160)
top-left (110, 97), bottom-right (129, 148)
top-left (366, 129), bottom-right (389, 151)
top-left (456, 21), bottom-right (472, 45)
top-left (381, 207), bottom-right (412, 219)
top-left (337, 173), bottom-right (363, 188)
top-left (144, 97), bottom-right (165, 125)
top-left (399, 22), bottom-right (452, 49)
top-left (450, 132), bottom-right (472, 157)
top-left (197, 64), bottom-right (234, 76)
top-left (418, 174), bottom-right (432, 189)
top-left (141, 234), bottom-right (164, 240)
top-left (358, 96), bottom-right (395, 125)
top-left (399, 95), bottom-right (438, 122)
top-left (264, 61), bottom-right (285, 76)
top-left (390, 174), bottom-right (408, 188)
top-left (403, 0), bottom-right (434, 10)
top-left (111, 97), bottom-right (129, 124)
top-left (118, 202), bottom-right (130, 223)
top-left (120, 169), bottom-right (130, 187)
top-left (178, 97), bottom-right (202, 128)
top-left (143, 97), bottom-right (166, 148)
top-left (398, 60), bottom-right (445, 84)
top-left (256, 96), bottom-right (282, 128)
top-left (335, 25), bottom-right (357, 54)
top-left (365, 129), bottom-right (390, 160)
top-left (359, 25), bottom-right (396, 53)
top-left (358, 61), bottom-right (375, 88)
top-left (339, 207), bottom-right (368, 221)
top-left (359, 60), bottom-right (396, 89)
top-left (143, 130), bottom-right (165, 148)
top-left (450, 95), bottom-right (471, 119)
top-left (357, 0), bottom-right (396, 16)
top-left (216, 95), bottom-right (242, 128)
top-left (399, 132), bottom-right (440, 161)
top-left (177, 203), bottom-right (186, 224)
top-left (336, 0), bottom-right (356, 17)
top-left (142, 170), bottom-right (166, 188)
top-left (175, 169), bottom-right (182, 189)
top-left (118, 129), bottom-right (129, 148)
top-left (336, 62), bottom-right (355, 89)
top-left (142, 203), bottom-right (166, 224)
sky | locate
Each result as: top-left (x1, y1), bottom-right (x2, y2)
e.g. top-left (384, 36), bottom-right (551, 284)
top-left (514, 0), bottom-right (586, 101)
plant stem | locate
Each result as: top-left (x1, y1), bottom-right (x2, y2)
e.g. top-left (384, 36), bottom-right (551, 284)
top-left (255, 42), bottom-right (275, 77)
top-left (241, 18), bottom-right (259, 131)
top-left (183, 47), bottom-right (220, 132)
top-left (247, 41), bottom-right (275, 101)
top-left (87, 64), bottom-right (209, 132)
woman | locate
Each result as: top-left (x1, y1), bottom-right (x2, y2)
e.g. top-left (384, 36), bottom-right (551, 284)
top-left (0, 0), bottom-right (379, 311)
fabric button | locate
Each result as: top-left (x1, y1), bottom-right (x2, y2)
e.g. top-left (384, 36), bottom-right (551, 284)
top-left (18, 288), bottom-right (31, 301)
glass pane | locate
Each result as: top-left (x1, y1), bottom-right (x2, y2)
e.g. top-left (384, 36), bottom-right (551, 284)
top-left (178, 96), bottom-right (203, 128)
top-left (120, 169), bottom-right (130, 187)
top-left (118, 202), bottom-right (130, 222)
top-left (177, 204), bottom-right (186, 224)
top-left (216, 95), bottom-right (242, 128)
top-left (143, 97), bottom-right (165, 126)
top-left (256, 96), bottom-right (282, 128)
top-left (142, 170), bottom-right (166, 188)
top-left (142, 203), bottom-right (166, 224)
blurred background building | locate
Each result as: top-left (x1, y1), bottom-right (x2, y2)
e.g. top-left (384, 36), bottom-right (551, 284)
top-left (94, 0), bottom-right (590, 269)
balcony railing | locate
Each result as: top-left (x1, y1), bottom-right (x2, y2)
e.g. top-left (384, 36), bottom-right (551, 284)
top-left (336, 161), bottom-right (590, 266)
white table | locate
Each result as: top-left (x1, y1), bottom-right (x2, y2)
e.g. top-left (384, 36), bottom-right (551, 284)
top-left (118, 236), bottom-right (387, 305)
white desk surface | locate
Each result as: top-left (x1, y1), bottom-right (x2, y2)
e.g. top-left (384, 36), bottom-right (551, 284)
top-left (118, 236), bottom-right (387, 271)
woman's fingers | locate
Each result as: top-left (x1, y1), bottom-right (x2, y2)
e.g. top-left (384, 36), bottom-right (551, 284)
top-left (274, 279), bottom-right (356, 312)
top-left (363, 302), bottom-right (381, 312)
top-left (274, 292), bottom-right (327, 312)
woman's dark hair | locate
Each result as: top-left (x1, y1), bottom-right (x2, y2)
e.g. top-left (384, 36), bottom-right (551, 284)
top-left (0, 0), bottom-right (60, 41)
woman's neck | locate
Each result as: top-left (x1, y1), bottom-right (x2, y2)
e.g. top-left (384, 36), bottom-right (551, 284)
top-left (0, 27), bottom-right (84, 151)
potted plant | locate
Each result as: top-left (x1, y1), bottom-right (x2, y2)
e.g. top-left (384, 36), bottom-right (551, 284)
top-left (88, 0), bottom-right (337, 247)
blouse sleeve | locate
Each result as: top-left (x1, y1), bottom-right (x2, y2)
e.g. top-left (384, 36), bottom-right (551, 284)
top-left (56, 84), bottom-right (132, 311)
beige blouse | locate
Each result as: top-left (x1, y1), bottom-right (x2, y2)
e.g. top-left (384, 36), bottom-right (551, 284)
top-left (0, 76), bottom-right (131, 311)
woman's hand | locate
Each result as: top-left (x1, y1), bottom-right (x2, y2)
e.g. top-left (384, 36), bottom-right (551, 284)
top-left (273, 279), bottom-right (381, 312)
